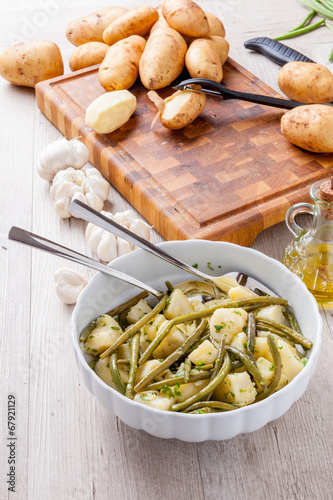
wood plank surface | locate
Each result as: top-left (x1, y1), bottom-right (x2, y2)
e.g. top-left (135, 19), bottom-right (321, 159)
top-left (35, 59), bottom-right (331, 245)
top-left (0, 1), bottom-right (332, 500)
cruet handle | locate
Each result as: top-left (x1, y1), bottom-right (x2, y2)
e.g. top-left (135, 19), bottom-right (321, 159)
top-left (285, 203), bottom-right (314, 237)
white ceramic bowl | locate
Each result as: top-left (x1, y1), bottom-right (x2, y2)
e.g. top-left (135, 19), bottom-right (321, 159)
top-left (72, 240), bottom-right (322, 442)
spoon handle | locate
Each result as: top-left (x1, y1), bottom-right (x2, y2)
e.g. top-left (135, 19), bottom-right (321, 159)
top-left (69, 200), bottom-right (210, 283)
top-left (8, 226), bottom-right (164, 299)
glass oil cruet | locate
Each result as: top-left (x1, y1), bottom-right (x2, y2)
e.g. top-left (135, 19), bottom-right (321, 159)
top-left (282, 178), bottom-right (333, 303)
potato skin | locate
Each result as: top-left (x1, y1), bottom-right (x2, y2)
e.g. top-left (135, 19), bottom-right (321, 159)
top-left (0, 40), bottom-right (63, 87)
top-left (103, 6), bottom-right (159, 45)
top-left (98, 36), bottom-right (146, 91)
top-left (69, 42), bottom-right (109, 72)
top-left (185, 36), bottom-right (229, 82)
top-left (139, 27), bottom-right (187, 90)
top-left (162, 0), bottom-right (209, 37)
top-left (281, 104), bottom-right (333, 153)
top-left (66, 7), bottom-right (128, 46)
top-left (278, 62), bottom-right (333, 104)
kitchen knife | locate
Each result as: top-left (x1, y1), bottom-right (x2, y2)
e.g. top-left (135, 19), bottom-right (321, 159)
top-left (244, 37), bottom-right (315, 65)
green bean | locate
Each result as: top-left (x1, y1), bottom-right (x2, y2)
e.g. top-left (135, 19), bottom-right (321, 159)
top-left (184, 357), bottom-right (191, 383)
top-left (298, 0), bottom-right (333, 20)
top-left (290, 9), bottom-right (317, 31)
top-left (106, 290), bottom-right (149, 318)
top-left (209, 335), bottom-right (220, 350)
top-left (255, 318), bottom-right (312, 349)
top-left (125, 333), bottom-right (141, 399)
top-left (134, 319), bottom-right (208, 392)
top-left (117, 359), bottom-right (131, 365)
top-left (274, 18), bottom-right (326, 40)
top-left (145, 370), bottom-right (212, 391)
top-left (187, 408), bottom-right (215, 414)
top-left (183, 400), bottom-right (239, 413)
top-left (80, 320), bottom-right (97, 342)
top-left (185, 333), bottom-right (211, 354)
top-left (139, 296), bottom-right (287, 366)
top-left (225, 345), bottom-right (266, 392)
top-left (170, 353), bottom-right (231, 412)
top-left (206, 338), bottom-right (225, 401)
top-left (165, 280), bottom-right (174, 292)
top-left (246, 312), bottom-right (256, 355)
top-left (282, 307), bottom-right (302, 334)
top-left (255, 334), bottom-right (282, 403)
top-left (109, 353), bottom-right (126, 395)
top-left (100, 294), bottom-right (169, 359)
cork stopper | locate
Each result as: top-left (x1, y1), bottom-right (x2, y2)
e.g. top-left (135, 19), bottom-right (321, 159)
top-left (319, 178), bottom-right (333, 220)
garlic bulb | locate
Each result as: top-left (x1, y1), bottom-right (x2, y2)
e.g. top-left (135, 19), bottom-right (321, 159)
top-left (86, 210), bottom-right (152, 262)
top-left (38, 137), bottom-right (90, 181)
top-left (54, 268), bottom-right (88, 304)
top-left (50, 167), bottom-right (110, 218)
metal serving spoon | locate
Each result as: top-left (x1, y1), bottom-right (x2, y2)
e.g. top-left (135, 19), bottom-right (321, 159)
top-left (8, 226), bottom-right (165, 299)
top-left (69, 200), bottom-right (237, 296)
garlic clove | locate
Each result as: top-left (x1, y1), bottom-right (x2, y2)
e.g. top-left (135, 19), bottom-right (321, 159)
top-left (129, 219), bottom-right (151, 241)
top-left (38, 137), bottom-right (90, 181)
top-left (54, 197), bottom-right (72, 218)
top-left (54, 267), bottom-right (88, 304)
top-left (116, 238), bottom-right (134, 257)
top-left (97, 233), bottom-right (118, 262)
top-left (85, 191), bottom-right (104, 212)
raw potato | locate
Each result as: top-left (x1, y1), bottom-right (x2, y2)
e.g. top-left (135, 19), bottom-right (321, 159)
top-left (69, 42), bottom-right (109, 71)
top-left (281, 104), bottom-right (333, 153)
top-left (85, 90), bottom-right (137, 134)
top-left (103, 6), bottom-right (159, 45)
top-left (148, 88), bottom-right (206, 129)
top-left (139, 27), bottom-right (187, 90)
top-left (183, 11), bottom-right (226, 44)
top-left (0, 40), bottom-right (63, 87)
top-left (66, 6), bottom-right (129, 46)
top-left (98, 35), bottom-right (146, 91)
top-left (162, 0), bottom-right (209, 37)
top-left (185, 36), bottom-right (229, 82)
top-left (278, 62), bottom-right (333, 104)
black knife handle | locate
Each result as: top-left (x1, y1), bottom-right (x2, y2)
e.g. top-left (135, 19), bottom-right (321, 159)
top-left (244, 37), bottom-right (315, 65)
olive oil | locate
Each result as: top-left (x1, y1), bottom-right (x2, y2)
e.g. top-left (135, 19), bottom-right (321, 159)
top-left (282, 179), bottom-right (333, 304)
top-left (282, 242), bottom-right (333, 303)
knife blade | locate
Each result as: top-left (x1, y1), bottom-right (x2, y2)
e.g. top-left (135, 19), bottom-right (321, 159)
top-left (244, 37), bottom-right (315, 66)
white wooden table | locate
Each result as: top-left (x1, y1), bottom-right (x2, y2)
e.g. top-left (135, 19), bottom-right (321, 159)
top-left (1, 1), bottom-right (332, 499)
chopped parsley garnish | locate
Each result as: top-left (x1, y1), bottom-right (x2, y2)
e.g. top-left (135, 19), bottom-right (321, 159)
top-left (111, 326), bottom-right (120, 330)
top-left (192, 263), bottom-right (198, 269)
top-left (207, 262), bottom-right (214, 270)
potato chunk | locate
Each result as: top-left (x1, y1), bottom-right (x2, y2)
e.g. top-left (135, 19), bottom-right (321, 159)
top-left (164, 288), bottom-right (193, 319)
top-left (210, 308), bottom-right (247, 344)
top-left (230, 331), bottom-right (248, 354)
top-left (175, 380), bottom-right (210, 402)
top-left (83, 314), bottom-right (122, 355)
top-left (134, 391), bottom-right (175, 410)
top-left (188, 339), bottom-right (218, 366)
top-left (257, 305), bottom-right (287, 325)
top-left (276, 339), bottom-right (304, 382)
top-left (126, 299), bottom-right (152, 324)
top-left (140, 313), bottom-right (166, 351)
top-left (213, 372), bottom-right (257, 405)
top-left (256, 357), bottom-right (275, 386)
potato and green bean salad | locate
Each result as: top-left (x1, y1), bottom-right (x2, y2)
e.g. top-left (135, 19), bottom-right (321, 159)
top-left (80, 276), bottom-right (312, 414)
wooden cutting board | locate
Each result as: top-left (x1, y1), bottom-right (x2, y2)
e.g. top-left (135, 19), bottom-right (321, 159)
top-left (35, 59), bottom-right (332, 246)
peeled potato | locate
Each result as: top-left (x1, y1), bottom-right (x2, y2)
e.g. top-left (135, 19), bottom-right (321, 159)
top-left (0, 40), bottom-right (63, 87)
top-left (85, 90), bottom-right (136, 134)
top-left (278, 62), bottom-right (333, 104)
top-left (281, 104), bottom-right (333, 153)
top-left (148, 87), bottom-right (206, 129)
